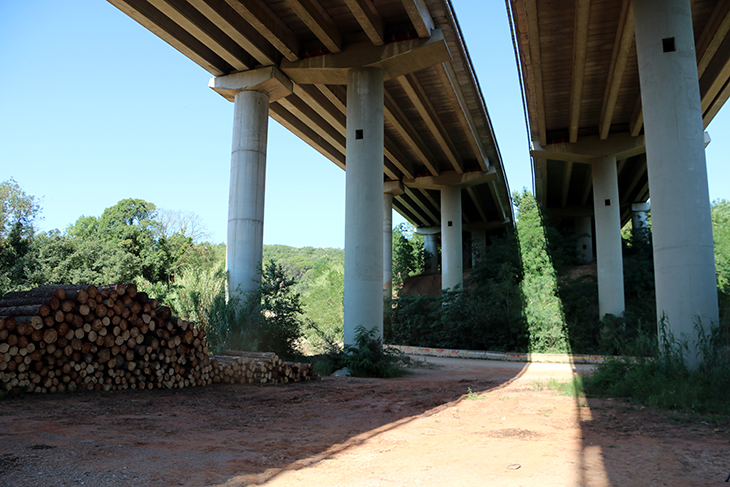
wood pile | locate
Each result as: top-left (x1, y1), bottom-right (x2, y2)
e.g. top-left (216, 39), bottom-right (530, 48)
top-left (211, 350), bottom-right (320, 384)
top-left (0, 284), bottom-right (213, 393)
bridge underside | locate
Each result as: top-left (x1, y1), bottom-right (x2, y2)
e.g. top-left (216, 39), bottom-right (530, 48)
top-left (510, 0), bottom-right (724, 365)
top-left (108, 0), bottom-right (514, 343)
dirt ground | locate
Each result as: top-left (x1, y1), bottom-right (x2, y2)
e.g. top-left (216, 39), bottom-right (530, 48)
top-left (0, 356), bottom-right (728, 487)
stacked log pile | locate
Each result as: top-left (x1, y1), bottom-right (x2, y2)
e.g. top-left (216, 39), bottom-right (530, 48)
top-left (0, 284), bottom-right (213, 393)
top-left (211, 350), bottom-right (319, 384)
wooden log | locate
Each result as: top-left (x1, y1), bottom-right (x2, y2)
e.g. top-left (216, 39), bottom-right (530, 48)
top-left (0, 304), bottom-right (49, 317)
top-left (2, 285), bottom-right (86, 301)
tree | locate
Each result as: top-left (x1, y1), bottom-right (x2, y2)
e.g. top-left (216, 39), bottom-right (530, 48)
top-left (392, 222), bottom-right (425, 290)
top-left (513, 189), bottom-right (570, 353)
top-left (0, 179), bottom-right (41, 294)
top-left (0, 178), bottom-right (40, 241)
top-left (712, 199), bottom-right (730, 321)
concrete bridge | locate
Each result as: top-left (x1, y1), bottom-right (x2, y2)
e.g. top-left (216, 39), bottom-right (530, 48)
top-left (108, 0), bottom-right (514, 344)
top-left (508, 0), bottom-right (728, 365)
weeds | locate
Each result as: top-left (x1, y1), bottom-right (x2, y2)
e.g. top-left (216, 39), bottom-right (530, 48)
top-left (583, 320), bottom-right (730, 415)
top-left (343, 325), bottom-right (409, 378)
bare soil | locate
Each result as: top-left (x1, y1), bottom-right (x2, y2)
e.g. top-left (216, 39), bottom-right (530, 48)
top-left (0, 357), bottom-right (728, 487)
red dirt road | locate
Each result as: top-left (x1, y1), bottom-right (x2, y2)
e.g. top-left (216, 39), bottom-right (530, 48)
top-left (0, 357), bottom-right (728, 486)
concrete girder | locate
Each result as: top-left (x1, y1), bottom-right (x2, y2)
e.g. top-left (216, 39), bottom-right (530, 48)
top-left (279, 28), bottom-right (451, 85)
top-left (283, 0), bottom-right (342, 54)
top-left (401, 0), bottom-right (434, 38)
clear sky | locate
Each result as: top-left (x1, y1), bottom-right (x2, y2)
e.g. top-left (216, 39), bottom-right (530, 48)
top-left (1, 1), bottom-right (728, 248)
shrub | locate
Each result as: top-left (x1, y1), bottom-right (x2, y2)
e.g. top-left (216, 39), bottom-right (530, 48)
top-left (344, 325), bottom-right (407, 378)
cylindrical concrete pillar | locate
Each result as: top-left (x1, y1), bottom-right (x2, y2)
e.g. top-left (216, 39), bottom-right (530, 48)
top-left (423, 233), bottom-right (439, 274)
top-left (634, 0), bottom-right (719, 365)
top-left (631, 202), bottom-right (650, 231)
top-left (592, 156), bottom-right (625, 318)
top-left (344, 67), bottom-right (385, 346)
top-left (576, 216), bottom-right (593, 264)
top-left (471, 229), bottom-right (487, 268)
top-left (226, 90), bottom-right (269, 300)
top-left (383, 192), bottom-right (394, 299)
top-left (441, 186), bottom-right (463, 290)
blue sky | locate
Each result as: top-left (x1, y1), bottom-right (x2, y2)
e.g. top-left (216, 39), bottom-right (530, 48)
top-left (1, 1), bottom-right (727, 248)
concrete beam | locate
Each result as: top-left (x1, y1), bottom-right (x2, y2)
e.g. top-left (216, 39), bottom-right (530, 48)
top-left (280, 28), bottom-right (451, 84)
top-left (531, 134), bottom-right (646, 163)
top-left (569, 0), bottom-right (590, 143)
top-left (599, 0), bottom-right (634, 140)
top-left (397, 73), bottom-right (463, 173)
top-left (404, 169), bottom-right (497, 190)
top-left (434, 63), bottom-right (490, 171)
top-left (187, 0), bottom-right (281, 66)
top-left (401, 0), bottom-right (434, 38)
top-left (344, 0), bottom-right (385, 45)
top-left (224, 0), bottom-right (300, 61)
top-left (209, 66), bottom-right (293, 102)
top-left (284, 0), bottom-right (342, 54)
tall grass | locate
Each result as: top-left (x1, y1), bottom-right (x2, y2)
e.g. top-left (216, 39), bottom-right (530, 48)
top-left (584, 320), bottom-right (730, 415)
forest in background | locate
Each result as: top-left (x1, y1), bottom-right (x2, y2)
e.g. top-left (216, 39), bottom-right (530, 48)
top-left (2, 178), bottom-right (729, 358)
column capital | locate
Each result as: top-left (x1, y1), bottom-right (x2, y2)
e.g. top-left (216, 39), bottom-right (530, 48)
top-left (415, 226), bottom-right (440, 235)
top-left (209, 66), bottom-right (293, 102)
top-left (384, 181), bottom-right (404, 196)
top-left (631, 202), bottom-right (650, 212)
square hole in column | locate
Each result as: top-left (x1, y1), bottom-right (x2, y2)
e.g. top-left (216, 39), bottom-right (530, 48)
top-left (605, 199), bottom-right (611, 206)
top-left (448, 221), bottom-right (453, 227)
top-left (355, 129), bottom-right (363, 140)
top-left (663, 37), bottom-right (676, 52)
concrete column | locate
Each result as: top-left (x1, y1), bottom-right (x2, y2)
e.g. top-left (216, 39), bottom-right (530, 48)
top-left (592, 156), bottom-right (625, 318)
top-left (417, 229), bottom-right (440, 274)
top-left (631, 202), bottom-right (650, 231)
top-left (344, 67), bottom-right (385, 346)
top-left (226, 90), bottom-right (269, 299)
top-left (383, 192), bottom-right (394, 299)
top-left (634, 0), bottom-right (719, 365)
top-left (576, 216), bottom-right (593, 264)
top-left (424, 234), bottom-right (439, 273)
top-left (441, 186), bottom-right (463, 290)
top-left (471, 229), bottom-right (487, 268)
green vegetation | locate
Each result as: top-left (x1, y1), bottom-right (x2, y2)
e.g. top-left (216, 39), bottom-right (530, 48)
top-left (3, 179), bottom-right (730, 394)
top-left (342, 325), bottom-right (408, 378)
top-left (583, 321), bottom-right (730, 415)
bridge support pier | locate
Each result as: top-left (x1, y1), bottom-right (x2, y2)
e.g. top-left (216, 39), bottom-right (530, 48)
top-left (471, 229), bottom-right (487, 268)
top-left (383, 192), bottom-right (394, 300)
top-left (592, 155), bottom-right (625, 318)
top-left (631, 202), bottom-right (650, 240)
top-left (226, 90), bottom-right (269, 299)
top-left (344, 67), bottom-right (385, 346)
top-left (383, 182), bottom-right (404, 300)
top-left (416, 227), bottom-right (440, 274)
top-left (634, 0), bottom-right (719, 366)
top-left (441, 186), bottom-right (463, 290)
top-left (575, 216), bottom-right (593, 264)
top-left (210, 67), bottom-right (293, 301)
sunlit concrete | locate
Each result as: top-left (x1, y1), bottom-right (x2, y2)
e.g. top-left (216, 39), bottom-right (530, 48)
top-left (344, 67), bottom-right (385, 346)
top-left (226, 89), bottom-right (269, 298)
top-left (634, 0), bottom-right (719, 366)
top-left (441, 186), bottom-right (463, 290)
top-left (592, 156), bottom-right (624, 318)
